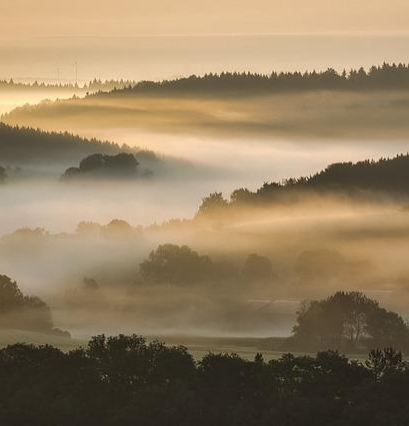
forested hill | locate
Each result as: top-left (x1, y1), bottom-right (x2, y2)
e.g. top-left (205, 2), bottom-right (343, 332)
top-left (0, 123), bottom-right (136, 165)
top-left (104, 63), bottom-right (409, 96)
top-left (200, 154), bottom-right (409, 210)
top-left (287, 154), bottom-right (409, 192)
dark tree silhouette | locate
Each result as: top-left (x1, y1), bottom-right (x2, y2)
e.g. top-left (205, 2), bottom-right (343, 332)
top-left (195, 153), bottom-right (409, 215)
top-left (0, 335), bottom-right (407, 425)
top-left (0, 123), bottom-right (138, 165)
top-left (62, 153), bottom-right (139, 179)
top-left (0, 275), bottom-right (69, 336)
top-left (292, 291), bottom-right (409, 351)
top-left (0, 275), bottom-right (24, 311)
top-left (87, 63), bottom-right (409, 96)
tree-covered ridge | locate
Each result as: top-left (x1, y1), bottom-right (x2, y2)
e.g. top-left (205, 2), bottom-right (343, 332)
top-left (104, 63), bottom-right (409, 96)
top-left (0, 123), bottom-right (136, 165)
top-left (259, 153), bottom-right (409, 194)
top-left (198, 154), bottom-right (409, 212)
top-left (0, 334), bottom-right (409, 425)
top-left (4, 63), bottom-right (409, 97)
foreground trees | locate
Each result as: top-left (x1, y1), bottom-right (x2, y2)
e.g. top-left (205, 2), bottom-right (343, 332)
top-left (0, 335), bottom-right (408, 425)
top-left (292, 291), bottom-right (409, 351)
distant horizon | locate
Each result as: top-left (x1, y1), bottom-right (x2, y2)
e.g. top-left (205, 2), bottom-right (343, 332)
top-left (1, 33), bottom-right (409, 82)
top-left (1, 59), bottom-right (409, 86)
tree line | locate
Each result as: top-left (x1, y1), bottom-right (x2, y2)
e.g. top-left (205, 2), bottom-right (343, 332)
top-left (4, 63), bottom-right (409, 97)
top-left (197, 153), bottom-right (409, 213)
top-left (0, 78), bottom-right (135, 93)
top-left (103, 63), bottom-right (409, 96)
top-left (0, 123), bottom-right (136, 165)
top-left (0, 334), bottom-right (409, 425)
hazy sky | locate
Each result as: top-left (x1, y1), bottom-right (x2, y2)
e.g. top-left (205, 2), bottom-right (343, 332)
top-left (2, 0), bottom-right (409, 38)
top-left (1, 0), bottom-right (409, 82)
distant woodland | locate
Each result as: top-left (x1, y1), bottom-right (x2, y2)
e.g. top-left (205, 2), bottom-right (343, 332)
top-left (107, 63), bottom-right (409, 95)
top-left (3, 64), bottom-right (409, 97)
top-left (6, 63), bottom-right (409, 141)
top-left (197, 154), bottom-right (409, 214)
top-left (62, 153), bottom-right (146, 180)
top-left (0, 123), bottom-right (136, 165)
top-left (0, 78), bottom-right (135, 93)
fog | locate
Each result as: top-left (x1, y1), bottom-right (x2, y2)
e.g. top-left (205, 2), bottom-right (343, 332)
top-left (3, 72), bottom-right (409, 343)
top-left (2, 186), bottom-right (409, 339)
top-left (1, 134), bottom-right (408, 235)
top-left (0, 88), bottom-right (85, 115)
top-left (6, 89), bottom-right (409, 141)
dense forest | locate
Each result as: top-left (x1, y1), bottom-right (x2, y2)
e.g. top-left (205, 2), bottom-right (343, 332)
top-left (0, 334), bottom-right (408, 425)
top-left (104, 63), bottom-right (409, 96)
top-left (0, 123), bottom-right (137, 165)
top-left (198, 154), bottom-right (409, 214)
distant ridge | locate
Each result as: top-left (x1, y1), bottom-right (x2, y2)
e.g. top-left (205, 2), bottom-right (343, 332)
top-left (199, 154), bottom-right (409, 211)
top-left (102, 63), bottom-right (409, 96)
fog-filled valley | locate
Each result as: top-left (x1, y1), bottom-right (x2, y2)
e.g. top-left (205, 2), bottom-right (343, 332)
top-left (2, 66), bottom-right (409, 356)
top-left (5, 1), bottom-right (409, 422)
top-left (3, 150), bottom-right (409, 342)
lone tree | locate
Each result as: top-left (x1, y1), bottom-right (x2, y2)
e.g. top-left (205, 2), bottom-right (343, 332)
top-left (292, 291), bottom-right (409, 351)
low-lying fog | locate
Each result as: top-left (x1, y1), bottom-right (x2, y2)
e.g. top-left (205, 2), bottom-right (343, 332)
top-left (1, 136), bottom-right (408, 234)
top-left (2, 194), bottom-right (409, 339)
top-left (2, 137), bottom-right (409, 339)
top-left (3, 87), bottom-right (409, 339)
top-left (0, 88), bottom-right (85, 115)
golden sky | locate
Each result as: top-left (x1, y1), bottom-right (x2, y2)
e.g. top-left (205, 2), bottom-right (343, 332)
top-left (2, 0), bottom-right (409, 38)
